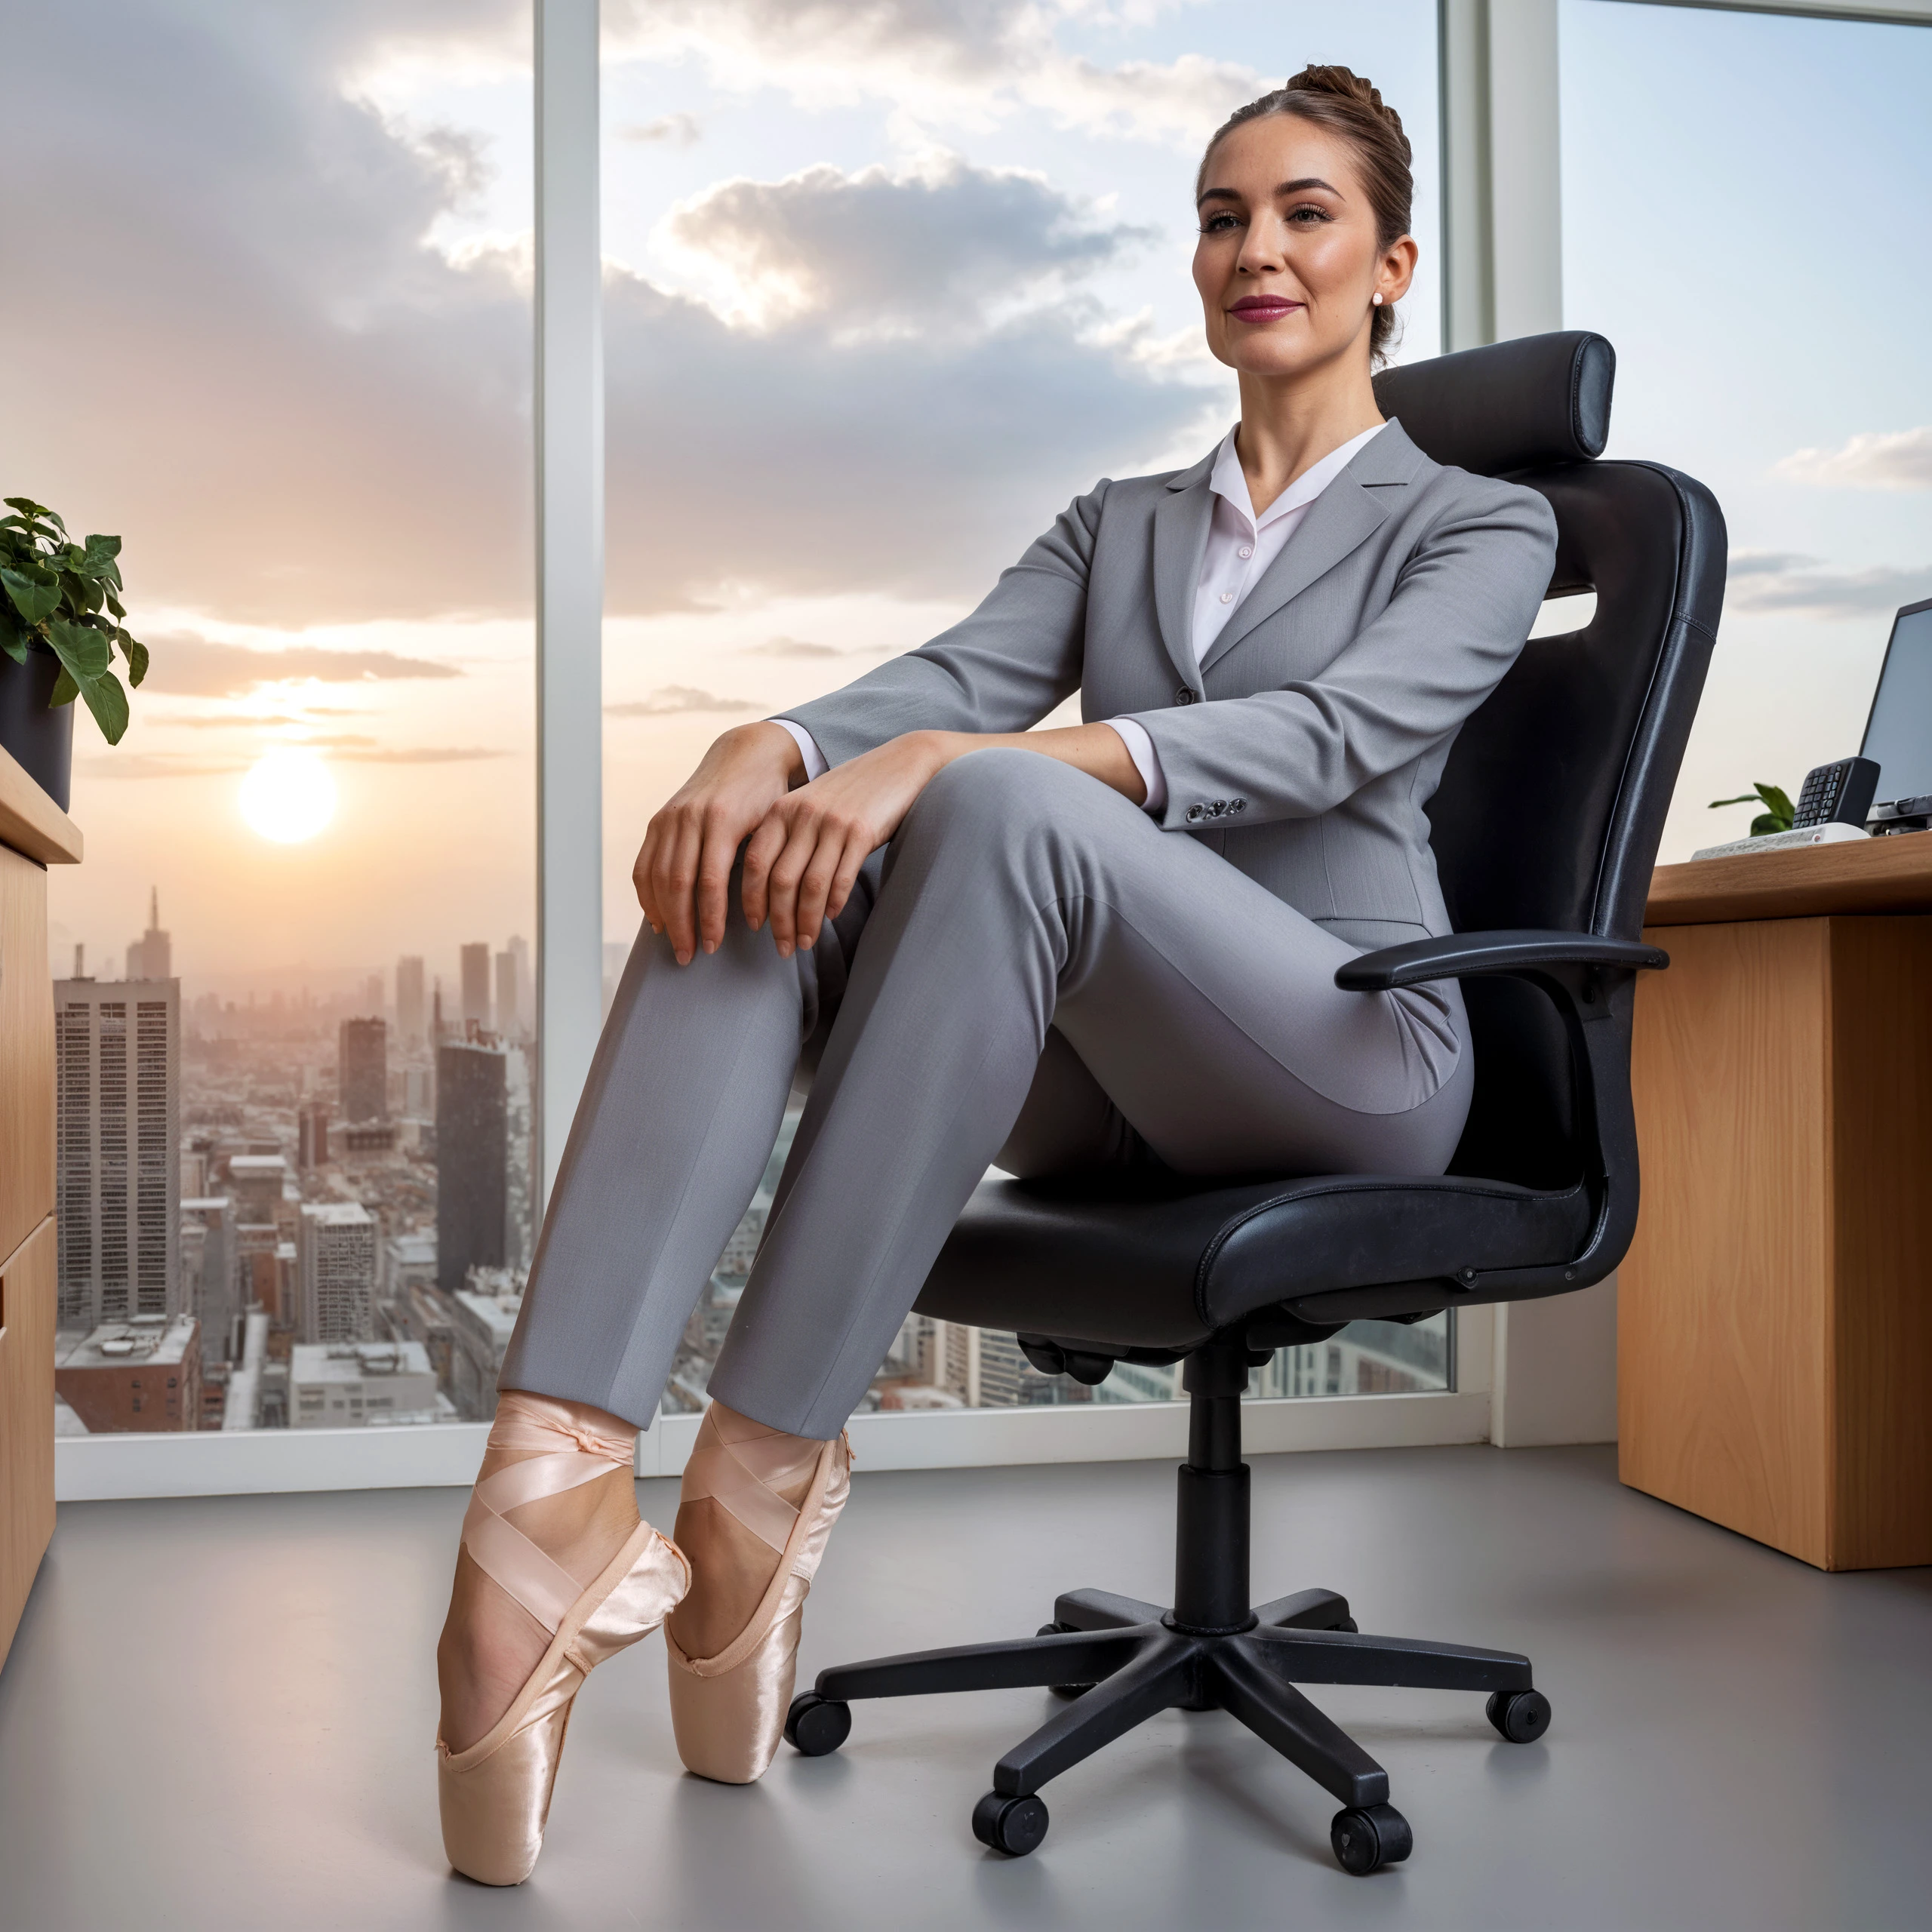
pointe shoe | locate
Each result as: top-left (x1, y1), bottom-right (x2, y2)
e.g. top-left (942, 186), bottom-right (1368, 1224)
top-left (666, 1406), bottom-right (851, 1784)
top-left (436, 1395), bottom-right (689, 1886)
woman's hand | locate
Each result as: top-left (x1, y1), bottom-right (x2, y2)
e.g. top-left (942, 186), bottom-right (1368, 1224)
top-left (635, 721), bottom-right (804, 964)
top-left (740, 731), bottom-right (949, 958)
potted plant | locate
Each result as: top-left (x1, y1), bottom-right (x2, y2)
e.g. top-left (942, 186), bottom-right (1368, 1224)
top-left (1, 496), bottom-right (149, 811)
top-left (1709, 782), bottom-right (1794, 838)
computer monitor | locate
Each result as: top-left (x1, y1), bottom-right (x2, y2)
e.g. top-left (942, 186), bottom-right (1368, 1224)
top-left (1860, 598), bottom-right (1932, 815)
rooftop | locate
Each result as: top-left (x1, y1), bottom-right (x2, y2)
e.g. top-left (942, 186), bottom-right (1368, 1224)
top-left (300, 1201), bottom-right (373, 1227)
top-left (289, 1340), bottom-right (434, 1385)
top-left (57, 1315), bottom-right (200, 1371)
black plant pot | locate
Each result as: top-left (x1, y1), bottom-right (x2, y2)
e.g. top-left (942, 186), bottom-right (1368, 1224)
top-left (0, 644), bottom-right (74, 811)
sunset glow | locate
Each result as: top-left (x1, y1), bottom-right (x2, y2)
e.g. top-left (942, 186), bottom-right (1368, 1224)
top-left (238, 747), bottom-right (337, 844)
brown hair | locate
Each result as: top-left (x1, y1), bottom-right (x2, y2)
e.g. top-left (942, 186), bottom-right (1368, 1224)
top-left (1196, 66), bottom-right (1414, 364)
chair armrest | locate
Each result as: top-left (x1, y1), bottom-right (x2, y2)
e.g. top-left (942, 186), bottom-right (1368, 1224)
top-left (1334, 929), bottom-right (1669, 993)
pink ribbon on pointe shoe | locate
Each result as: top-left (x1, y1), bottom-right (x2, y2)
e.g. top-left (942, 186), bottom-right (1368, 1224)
top-left (461, 1392), bottom-right (639, 1635)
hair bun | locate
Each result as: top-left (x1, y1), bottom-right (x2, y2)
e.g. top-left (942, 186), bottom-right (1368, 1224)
top-left (1284, 64), bottom-right (1403, 138)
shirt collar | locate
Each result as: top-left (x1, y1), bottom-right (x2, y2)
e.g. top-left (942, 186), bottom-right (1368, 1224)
top-left (1208, 421), bottom-right (1389, 531)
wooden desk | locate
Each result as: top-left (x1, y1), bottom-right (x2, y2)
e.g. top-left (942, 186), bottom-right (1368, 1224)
top-left (1621, 834), bottom-right (1932, 1571)
top-left (0, 748), bottom-right (82, 1668)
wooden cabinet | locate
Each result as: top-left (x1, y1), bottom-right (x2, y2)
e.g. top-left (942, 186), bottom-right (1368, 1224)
top-left (0, 748), bottom-right (82, 1669)
top-left (1622, 841), bottom-right (1932, 1572)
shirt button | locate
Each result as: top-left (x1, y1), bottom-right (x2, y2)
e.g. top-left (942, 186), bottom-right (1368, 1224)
top-left (1174, 688), bottom-right (1196, 706)
top-left (1218, 590), bottom-right (1235, 605)
top-left (1238, 546), bottom-right (1253, 560)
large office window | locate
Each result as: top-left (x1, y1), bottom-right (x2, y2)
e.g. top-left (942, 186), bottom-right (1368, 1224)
top-left (596, 2), bottom-right (1451, 1420)
top-left (1560, 0), bottom-right (1932, 861)
top-left (14, 5), bottom-right (537, 1437)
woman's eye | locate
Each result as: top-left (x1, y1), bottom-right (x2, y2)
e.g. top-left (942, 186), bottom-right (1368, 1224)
top-left (1198, 211), bottom-right (1240, 234)
top-left (1287, 205), bottom-right (1331, 225)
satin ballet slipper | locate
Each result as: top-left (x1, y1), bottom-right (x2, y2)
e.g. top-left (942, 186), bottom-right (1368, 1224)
top-left (666, 1405), bottom-right (851, 1785)
top-left (436, 1394), bottom-right (689, 1886)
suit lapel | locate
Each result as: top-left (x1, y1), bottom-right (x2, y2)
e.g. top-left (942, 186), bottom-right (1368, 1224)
top-left (1194, 419), bottom-right (1426, 679)
top-left (1151, 451), bottom-right (1217, 693)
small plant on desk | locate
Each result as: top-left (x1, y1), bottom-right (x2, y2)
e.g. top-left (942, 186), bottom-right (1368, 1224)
top-left (1709, 782), bottom-right (1793, 838)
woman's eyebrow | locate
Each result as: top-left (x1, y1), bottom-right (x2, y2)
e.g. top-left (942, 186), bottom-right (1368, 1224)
top-left (1196, 177), bottom-right (1342, 208)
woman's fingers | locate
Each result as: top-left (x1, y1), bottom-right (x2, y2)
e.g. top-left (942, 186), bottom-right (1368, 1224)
top-left (633, 821), bottom-right (664, 931)
top-left (793, 816), bottom-right (857, 952)
top-left (762, 811), bottom-right (828, 958)
top-left (654, 811), bottom-right (706, 963)
top-left (739, 811), bottom-right (789, 931)
top-left (694, 806), bottom-right (741, 955)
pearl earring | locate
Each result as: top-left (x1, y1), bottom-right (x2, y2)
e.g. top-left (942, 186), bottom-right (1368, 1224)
top-left (1371, 293), bottom-right (1383, 306)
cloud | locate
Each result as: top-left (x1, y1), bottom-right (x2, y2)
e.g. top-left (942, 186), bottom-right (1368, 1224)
top-left (741, 637), bottom-right (843, 659)
top-left (619, 112), bottom-right (700, 146)
top-left (1726, 550), bottom-right (1932, 618)
top-left (137, 632), bottom-right (463, 698)
top-left (660, 154), bottom-right (1149, 334)
top-left (1773, 426), bottom-right (1932, 491)
top-left (156, 706), bottom-right (377, 727)
top-left (11, 1), bottom-right (1217, 635)
top-left (605, 2), bottom-right (1260, 146)
top-left (607, 687), bottom-right (766, 715)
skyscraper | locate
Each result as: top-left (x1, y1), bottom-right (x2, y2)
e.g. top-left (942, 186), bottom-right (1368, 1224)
top-left (54, 976), bottom-right (181, 1330)
top-left (436, 1040), bottom-right (506, 1291)
top-left (494, 949), bottom-right (518, 1041)
top-left (460, 943), bottom-right (491, 1035)
top-left (296, 1102), bottom-right (331, 1171)
top-left (396, 955), bottom-right (426, 1044)
top-left (297, 1201), bottom-right (377, 1344)
top-left (125, 888), bottom-right (171, 981)
top-left (337, 1016), bottom-right (388, 1122)
top-left (508, 934), bottom-right (533, 1032)
top-left (180, 1195), bottom-right (235, 1362)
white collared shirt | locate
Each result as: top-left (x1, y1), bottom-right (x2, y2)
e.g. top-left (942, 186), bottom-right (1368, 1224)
top-left (774, 421), bottom-right (1388, 813)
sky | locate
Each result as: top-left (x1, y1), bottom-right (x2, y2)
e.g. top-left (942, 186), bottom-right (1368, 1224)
top-left (7, 0), bottom-right (1927, 993)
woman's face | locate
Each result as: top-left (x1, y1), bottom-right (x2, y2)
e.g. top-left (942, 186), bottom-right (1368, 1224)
top-left (1191, 114), bottom-right (1415, 382)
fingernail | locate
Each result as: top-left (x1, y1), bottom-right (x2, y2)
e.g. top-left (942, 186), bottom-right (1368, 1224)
top-left (777, 940), bottom-right (792, 958)
top-left (703, 940), bottom-right (716, 955)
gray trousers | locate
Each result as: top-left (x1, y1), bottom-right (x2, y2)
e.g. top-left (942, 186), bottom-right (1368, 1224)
top-left (500, 750), bottom-right (1472, 1438)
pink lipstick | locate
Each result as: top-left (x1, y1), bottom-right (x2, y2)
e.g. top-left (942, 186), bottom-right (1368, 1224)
top-left (1228, 296), bottom-right (1302, 324)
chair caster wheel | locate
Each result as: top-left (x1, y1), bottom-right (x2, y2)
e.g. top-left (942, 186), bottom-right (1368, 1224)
top-left (973, 1790), bottom-right (1050, 1857)
top-left (1037, 1623), bottom-right (1094, 1700)
top-left (1485, 1687), bottom-right (1551, 1743)
top-left (784, 1692), bottom-right (851, 1757)
top-left (1331, 1802), bottom-right (1412, 1875)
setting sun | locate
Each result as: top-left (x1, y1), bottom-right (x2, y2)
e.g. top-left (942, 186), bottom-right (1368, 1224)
top-left (238, 746), bottom-right (337, 843)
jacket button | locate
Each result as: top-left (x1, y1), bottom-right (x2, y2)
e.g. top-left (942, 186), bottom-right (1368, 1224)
top-left (1185, 804), bottom-right (1204, 823)
top-left (1174, 688), bottom-right (1196, 706)
top-left (1210, 800), bottom-right (1228, 818)
top-left (1230, 798), bottom-right (1247, 814)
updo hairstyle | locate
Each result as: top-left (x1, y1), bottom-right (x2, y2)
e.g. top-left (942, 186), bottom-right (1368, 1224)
top-left (1196, 66), bottom-right (1414, 364)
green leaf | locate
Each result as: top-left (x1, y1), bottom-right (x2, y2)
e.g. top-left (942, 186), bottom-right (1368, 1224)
top-left (1709, 795), bottom-right (1761, 810)
top-left (3, 497), bottom-right (55, 521)
top-left (0, 614), bottom-right (29, 666)
top-left (44, 614), bottom-right (112, 681)
top-left (118, 630), bottom-right (149, 687)
top-left (1755, 783), bottom-right (1795, 824)
top-left (78, 667), bottom-right (130, 744)
top-left (0, 566), bottom-right (60, 624)
top-left (82, 533), bottom-right (122, 564)
top-left (49, 667), bottom-right (78, 707)
top-left (104, 588), bottom-right (125, 620)
top-left (1749, 813), bottom-right (1785, 838)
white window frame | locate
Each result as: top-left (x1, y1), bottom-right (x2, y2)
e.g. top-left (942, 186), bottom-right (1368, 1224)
top-left (57, 0), bottom-right (1909, 1501)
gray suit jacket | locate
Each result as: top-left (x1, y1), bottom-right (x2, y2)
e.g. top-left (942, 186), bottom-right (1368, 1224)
top-left (783, 420), bottom-right (1558, 952)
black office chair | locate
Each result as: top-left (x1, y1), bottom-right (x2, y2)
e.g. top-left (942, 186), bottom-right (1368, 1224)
top-left (783, 332), bottom-right (1727, 1876)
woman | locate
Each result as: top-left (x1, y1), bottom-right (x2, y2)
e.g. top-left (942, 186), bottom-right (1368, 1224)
top-left (433, 65), bottom-right (1557, 1884)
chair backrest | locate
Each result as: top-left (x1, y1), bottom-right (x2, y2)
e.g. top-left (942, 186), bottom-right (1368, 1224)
top-left (1372, 334), bottom-right (1727, 1187)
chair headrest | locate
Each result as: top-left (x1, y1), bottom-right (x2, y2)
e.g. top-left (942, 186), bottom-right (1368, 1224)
top-left (1371, 331), bottom-right (1614, 477)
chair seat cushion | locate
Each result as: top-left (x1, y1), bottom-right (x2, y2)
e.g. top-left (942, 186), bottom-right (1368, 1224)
top-left (915, 1171), bottom-right (1593, 1352)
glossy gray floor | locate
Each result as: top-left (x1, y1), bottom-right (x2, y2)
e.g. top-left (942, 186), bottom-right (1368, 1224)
top-left (2, 1444), bottom-right (1927, 1931)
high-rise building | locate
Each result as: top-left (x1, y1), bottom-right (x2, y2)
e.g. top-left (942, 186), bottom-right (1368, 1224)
top-left (289, 1340), bottom-right (441, 1428)
top-left (337, 1016), bottom-right (388, 1122)
top-left (395, 955), bottom-right (426, 1044)
top-left (435, 1040), bottom-right (506, 1291)
top-left (125, 888), bottom-right (171, 981)
top-left (296, 1102), bottom-right (331, 1171)
top-left (297, 1201), bottom-right (377, 1344)
top-left (508, 934), bottom-right (533, 1032)
top-left (494, 949), bottom-right (518, 1040)
top-left (460, 943), bottom-right (491, 1035)
top-left (361, 973), bottom-right (384, 1016)
top-left (180, 1196), bottom-right (235, 1363)
top-left (54, 976), bottom-right (180, 1330)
